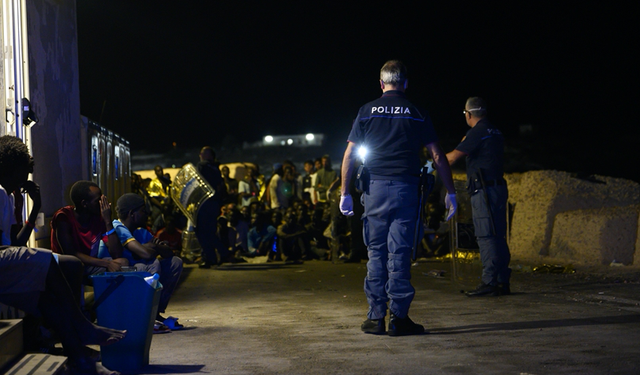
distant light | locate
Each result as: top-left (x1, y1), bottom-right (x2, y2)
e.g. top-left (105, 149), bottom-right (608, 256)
top-left (306, 133), bottom-right (315, 141)
top-left (264, 135), bottom-right (273, 143)
top-left (358, 146), bottom-right (367, 160)
top-left (287, 139), bottom-right (293, 145)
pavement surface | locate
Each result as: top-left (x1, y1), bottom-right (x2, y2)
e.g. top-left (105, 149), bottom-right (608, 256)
top-left (119, 258), bottom-right (640, 375)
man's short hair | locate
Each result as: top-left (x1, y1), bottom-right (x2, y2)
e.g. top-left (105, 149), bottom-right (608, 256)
top-left (116, 193), bottom-right (146, 219)
top-left (200, 146), bottom-right (216, 159)
top-left (465, 97), bottom-right (487, 117)
top-left (0, 135), bottom-right (32, 178)
top-left (380, 60), bottom-right (407, 86)
top-left (70, 180), bottom-right (100, 208)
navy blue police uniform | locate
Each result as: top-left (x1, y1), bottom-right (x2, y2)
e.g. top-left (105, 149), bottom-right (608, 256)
top-left (455, 118), bottom-right (511, 288)
top-left (347, 90), bottom-right (438, 320)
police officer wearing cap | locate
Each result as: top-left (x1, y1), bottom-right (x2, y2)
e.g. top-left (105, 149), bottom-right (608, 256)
top-left (340, 60), bottom-right (457, 336)
top-left (446, 97), bottom-right (511, 297)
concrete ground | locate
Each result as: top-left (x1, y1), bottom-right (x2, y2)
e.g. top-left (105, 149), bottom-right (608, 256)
top-left (118, 258), bottom-right (640, 375)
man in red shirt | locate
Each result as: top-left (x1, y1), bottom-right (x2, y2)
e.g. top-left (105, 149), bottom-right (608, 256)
top-left (51, 180), bottom-right (128, 284)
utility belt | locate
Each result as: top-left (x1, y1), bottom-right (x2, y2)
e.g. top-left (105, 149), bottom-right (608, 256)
top-left (355, 164), bottom-right (369, 193)
top-left (467, 173), bottom-right (505, 194)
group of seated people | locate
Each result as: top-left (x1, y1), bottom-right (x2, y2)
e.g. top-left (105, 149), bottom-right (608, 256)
top-left (129, 149), bottom-right (448, 269)
top-left (129, 151), bottom-right (368, 267)
top-left (0, 136), bottom-right (132, 375)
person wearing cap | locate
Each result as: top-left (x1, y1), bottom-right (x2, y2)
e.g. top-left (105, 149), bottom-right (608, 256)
top-left (446, 97), bottom-right (511, 297)
top-left (97, 193), bottom-right (183, 327)
top-left (51, 180), bottom-right (129, 284)
top-left (340, 60), bottom-right (457, 336)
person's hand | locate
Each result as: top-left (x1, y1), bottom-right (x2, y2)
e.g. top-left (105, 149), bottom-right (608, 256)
top-left (106, 260), bottom-right (123, 273)
top-left (21, 181), bottom-right (41, 209)
top-left (100, 195), bottom-right (112, 224)
top-left (340, 194), bottom-right (354, 216)
top-left (445, 193), bottom-right (457, 221)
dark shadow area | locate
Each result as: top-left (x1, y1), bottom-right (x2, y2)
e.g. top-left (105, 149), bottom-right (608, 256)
top-left (215, 263), bottom-right (298, 271)
top-left (120, 364), bottom-right (205, 374)
top-left (429, 314), bottom-right (640, 334)
top-left (175, 265), bottom-right (195, 288)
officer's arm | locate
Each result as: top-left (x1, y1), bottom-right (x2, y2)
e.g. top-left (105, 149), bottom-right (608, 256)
top-left (426, 142), bottom-right (456, 195)
top-left (340, 142), bottom-right (357, 196)
top-left (446, 149), bottom-right (467, 166)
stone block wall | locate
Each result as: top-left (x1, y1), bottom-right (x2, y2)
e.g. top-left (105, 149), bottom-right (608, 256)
top-left (549, 206), bottom-right (640, 265)
top-left (505, 171), bottom-right (640, 264)
top-left (452, 170), bottom-right (640, 265)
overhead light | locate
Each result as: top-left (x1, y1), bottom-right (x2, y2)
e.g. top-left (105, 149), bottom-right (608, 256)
top-left (305, 133), bottom-right (314, 141)
top-left (264, 135), bottom-right (273, 143)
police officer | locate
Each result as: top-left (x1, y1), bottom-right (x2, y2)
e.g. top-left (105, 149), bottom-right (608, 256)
top-left (446, 97), bottom-right (511, 296)
top-left (340, 60), bottom-right (457, 336)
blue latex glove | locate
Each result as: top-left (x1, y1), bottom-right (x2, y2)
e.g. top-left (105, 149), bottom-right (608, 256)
top-left (340, 194), bottom-right (354, 216)
top-left (445, 193), bottom-right (457, 221)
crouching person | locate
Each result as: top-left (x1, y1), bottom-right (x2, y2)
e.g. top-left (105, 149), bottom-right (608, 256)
top-left (98, 193), bottom-right (184, 330)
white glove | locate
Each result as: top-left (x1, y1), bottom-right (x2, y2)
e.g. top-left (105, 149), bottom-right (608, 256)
top-left (445, 193), bottom-right (457, 221)
top-left (340, 194), bottom-right (354, 216)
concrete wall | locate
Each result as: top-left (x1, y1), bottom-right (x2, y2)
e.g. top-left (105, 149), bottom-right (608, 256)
top-left (549, 205), bottom-right (640, 265)
top-left (505, 170), bottom-right (640, 265)
top-left (26, 0), bottom-right (84, 217)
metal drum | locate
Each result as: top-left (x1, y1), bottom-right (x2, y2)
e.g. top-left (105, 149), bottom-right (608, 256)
top-left (169, 163), bottom-right (215, 226)
top-left (181, 223), bottom-right (202, 262)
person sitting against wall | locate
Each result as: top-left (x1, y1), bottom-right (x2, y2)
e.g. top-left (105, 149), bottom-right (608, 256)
top-left (0, 135), bottom-right (126, 375)
top-left (51, 180), bottom-right (129, 285)
top-left (97, 193), bottom-right (184, 331)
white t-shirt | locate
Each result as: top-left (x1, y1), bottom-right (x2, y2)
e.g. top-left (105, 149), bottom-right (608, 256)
top-left (0, 186), bottom-right (17, 245)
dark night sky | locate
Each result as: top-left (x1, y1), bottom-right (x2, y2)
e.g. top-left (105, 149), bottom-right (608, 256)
top-left (76, 2), bottom-right (638, 180)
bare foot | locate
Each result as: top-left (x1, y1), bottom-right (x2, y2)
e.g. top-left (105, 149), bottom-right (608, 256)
top-left (68, 358), bottom-right (121, 375)
top-left (82, 324), bottom-right (127, 346)
top-left (95, 362), bottom-right (120, 375)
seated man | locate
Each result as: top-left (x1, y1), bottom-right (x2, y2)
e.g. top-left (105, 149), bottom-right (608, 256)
top-left (245, 210), bottom-right (276, 257)
top-left (51, 181), bottom-right (129, 285)
top-left (276, 211), bottom-right (309, 264)
top-left (98, 193), bottom-right (183, 328)
top-left (0, 135), bottom-right (125, 375)
top-left (155, 215), bottom-right (183, 256)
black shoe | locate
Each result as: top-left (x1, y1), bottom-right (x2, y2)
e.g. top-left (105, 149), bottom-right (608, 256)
top-left (465, 283), bottom-right (501, 297)
top-left (498, 283), bottom-right (511, 295)
top-left (199, 261), bottom-right (214, 269)
top-left (342, 257), bottom-right (361, 263)
top-left (224, 256), bottom-right (247, 264)
top-left (361, 318), bottom-right (386, 335)
top-left (388, 314), bottom-right (425, 336)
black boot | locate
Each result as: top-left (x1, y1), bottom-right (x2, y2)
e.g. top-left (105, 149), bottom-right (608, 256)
top-left (465, 283), bottom-right (501, 297)
top-left (361, 318), bottom-right (386, 335)
top-left (388, 313), bottom-right (425, 336)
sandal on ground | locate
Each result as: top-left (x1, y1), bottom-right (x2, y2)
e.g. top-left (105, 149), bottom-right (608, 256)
top-left (162, 316), bottom-right (184, 331)
top-left (153, 321), bottom-right (171, 334)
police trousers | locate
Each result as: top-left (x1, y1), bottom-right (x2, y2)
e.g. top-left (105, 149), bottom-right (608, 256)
top-left (470, 184), bottom-right (511, 285)
top-left (362, 179), bottom-right (418, 320)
